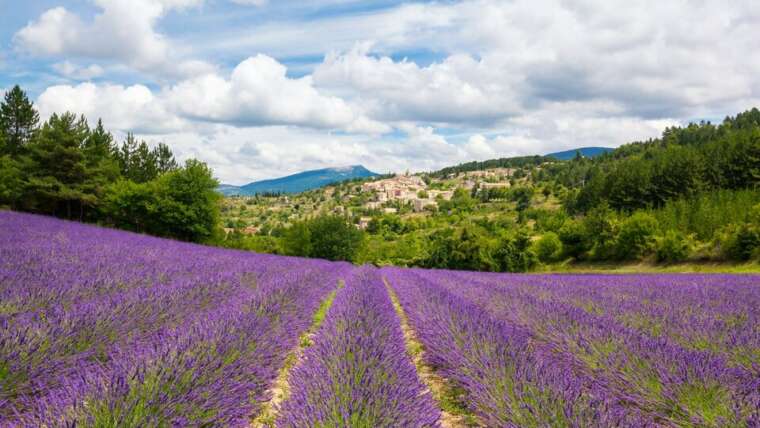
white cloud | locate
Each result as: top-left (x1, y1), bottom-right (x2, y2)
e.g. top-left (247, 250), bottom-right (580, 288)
top-left (37, 82), bottom-right (186, 134)
top-left (166, 54), bottom-right (389, 133)
top-left (149, 125), bottom-right (470, 184)
top-left (314, 45), bottom-right (519, 126)
top-left (193, 0), bottom-right (760, 121)
top-left (14, 0), bottom-right (760, 183)
top-left (14, 0), bottom-right (213, 77)
top-left (52, 61), bottom-right (105, 80)
top-left (34, 55), bottom-right (390, 137)
top-left (230, 0), bottom-right (268, 5)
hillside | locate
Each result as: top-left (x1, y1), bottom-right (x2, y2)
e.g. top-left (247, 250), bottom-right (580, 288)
top-left (219, 165), bottom-right (379, 196)
top-left (218, 107), bottom-right (760, 272)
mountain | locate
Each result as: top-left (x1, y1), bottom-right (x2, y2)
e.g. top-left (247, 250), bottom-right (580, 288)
top-left (546, 147), bottom-right (614, 160)
top-left (219, 165), bottom-right (379, 196)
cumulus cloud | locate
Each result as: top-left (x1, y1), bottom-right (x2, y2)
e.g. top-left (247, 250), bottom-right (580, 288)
top-left (13, 0), bottom-right (760, 183)
top-left (166, 54), bottom-right (389, 133)
top-left (35, 55), bottom-right (389, 136)
top-left (37, 82), bottom-right (186, 134)
top-left (201, 0), bottom-right (760, 122)
top-left (230, 0), bottom-right (268, 5)
top-left (14, 0), bottom-right (213, 77)
top-left (314, 46), bottom-right (519, 125)
top-left (52, 61), bottom-right (105, 80)
top-left (150, 125), bottom-right (470, 184)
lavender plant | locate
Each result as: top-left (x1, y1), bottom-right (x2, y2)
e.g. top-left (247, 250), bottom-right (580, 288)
top-left (277, 267), bottom-right (440, 427)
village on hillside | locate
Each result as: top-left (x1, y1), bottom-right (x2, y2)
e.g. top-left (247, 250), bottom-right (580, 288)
top-left (220, 167), bottom-right (524, 235)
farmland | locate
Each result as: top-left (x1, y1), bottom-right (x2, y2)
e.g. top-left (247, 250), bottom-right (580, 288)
top-left (1, 211), bottom-right (759, 427)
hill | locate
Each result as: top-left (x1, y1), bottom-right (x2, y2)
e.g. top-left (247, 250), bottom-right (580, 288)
top-left (545, 146), bottom-right (614, 160)
top-left (220, 165), bottom-right (379, 196)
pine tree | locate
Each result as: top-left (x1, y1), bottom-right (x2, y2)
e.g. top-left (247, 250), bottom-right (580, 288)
top-left (0, 85), bottom-right (40, 156)
top-left (153, 142), bottom-right (178, 174)
top-left (24, 113), bottom-right (93, 218)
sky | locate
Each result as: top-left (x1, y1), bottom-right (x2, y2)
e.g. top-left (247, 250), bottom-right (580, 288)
top-left (1, 0), bottom-right (760, 184)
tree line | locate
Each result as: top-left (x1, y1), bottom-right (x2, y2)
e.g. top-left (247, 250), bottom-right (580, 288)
top-left (561, 108), bottom-right (760, 213)
top-left (0, 85), bottom-right (219, 242)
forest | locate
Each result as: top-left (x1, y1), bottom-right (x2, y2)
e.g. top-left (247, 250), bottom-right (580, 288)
top-left (0, 85), bottom-right (220, 242)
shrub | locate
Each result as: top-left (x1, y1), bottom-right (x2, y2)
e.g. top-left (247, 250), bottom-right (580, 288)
top-left (533, 232), bottom-right (562, 263)
top-left (615, 212), bottom-right (659, 260)
top-left (583, 202), bottom-right (618, 261)
top-left (721, 224), bottom-right (760, 261)
top-left (558, 220), bottom-right (588, 260)
top-left (425, 226), bottom-right (496, 271)
top-left (495, 233), bottom-right (537, 272)
top-left (655, 230), bottom-right (691, 263)
top-left (282, 215), bottom-right (363, 262)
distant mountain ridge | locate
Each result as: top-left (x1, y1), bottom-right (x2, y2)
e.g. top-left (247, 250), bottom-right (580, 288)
top-left (219, 165), bottom-right (379, 196)
top-left (546, 146), bottom-right (614, 160)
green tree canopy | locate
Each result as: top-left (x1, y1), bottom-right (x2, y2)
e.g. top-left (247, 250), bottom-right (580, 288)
top-left (0, 85), bottom-right (39, 157)
top-left (282, 215), bottom-right (363, 262)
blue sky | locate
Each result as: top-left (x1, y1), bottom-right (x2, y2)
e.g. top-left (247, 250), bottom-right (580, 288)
top-left (2, 0), bottom-right (759, 184)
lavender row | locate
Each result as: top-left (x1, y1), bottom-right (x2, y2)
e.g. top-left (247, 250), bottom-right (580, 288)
top-left (1, 211), bottom-right (348, 425)
top-left (277, 267), bottom-right (440, 427)
top-left (421, 269), bottom-right (760, 426)
top-left (15, 268), bottom-right (343, 426)
top-left (383, 267), bottom-right (649, 427)
top-left (443, 272), bottom-right (760, 370)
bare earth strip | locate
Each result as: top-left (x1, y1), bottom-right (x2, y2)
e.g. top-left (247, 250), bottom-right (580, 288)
top-left (251, 281), bottom-right (342, 427)
top-left (384, 278), bottom-right (478, 428)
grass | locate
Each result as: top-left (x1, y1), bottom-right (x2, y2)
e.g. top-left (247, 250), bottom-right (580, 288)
top-left (539, 261), bottom-right (760, 274)
top-left (384, 279), bottom-right (480, 427)
top-left (251, 281), bottom-right (342, 427)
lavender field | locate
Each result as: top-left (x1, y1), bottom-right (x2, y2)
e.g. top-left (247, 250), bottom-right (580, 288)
top-left (1, 211), bottom-right (759, 427)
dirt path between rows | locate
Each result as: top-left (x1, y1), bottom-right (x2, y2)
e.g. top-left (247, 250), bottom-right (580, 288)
top-left (384, 278), bottom-right (477, 428)
top-left (250, 282), bottom-right (342, 427)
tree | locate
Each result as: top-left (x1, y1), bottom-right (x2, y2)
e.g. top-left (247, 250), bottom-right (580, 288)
top-left (152, 159), bottom-right (220, 242)
top-left (426, 226), bottom-right (495, 271)
top-left (511, 186), bottom-right (534, 222)
top-left (100, 179), bottom-right (156, 232)
top-left (81, 119), bottom-right (121, 214)
top-left (0, 85), bottom-right (39, 156)
top-left (281, 221), bottom-right (312, 257)
top-left (0, 156), bottom-right (23, 208)
top-left (282, 215), bottom-right (363, 262)
top-left (655, 230), bottom-right (691, 263)
top-left (583, 202), bottom-right (617, 260)
top-left (24, 113), bottom-right (95, 218)
top-left (116, 134), bottom-right (166, 183)
top-left (495, 232), bottom-right (537, 272)
top-left (615, 212), bottom-right (659, 260)
top-left (721, 223), bottom-right (760, 261)
top-left (83, 119), bottom-right (116, 161)
top-left (533, 232), bottom-right (562, 263)
top-left (649, 145), bottom-right (704, 206)
top-left (606, 159), bottom-right (652, 212)
top-left (307, 216), bottom-right (364, 262)
top-left (154, 142), bottom-right (178, 174)
top-left (102, 160), bottom-right (220, 242)
top-left (558, 220), bottom-right (588, 260)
